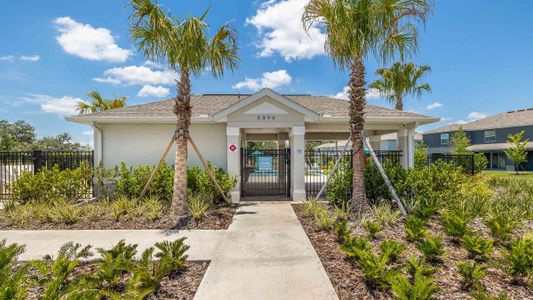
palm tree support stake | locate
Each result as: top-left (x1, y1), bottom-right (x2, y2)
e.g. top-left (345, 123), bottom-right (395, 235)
top-left (313, 132), bottom-right (353, 201)
top-left (362, 134), bottom-right (407, 216)
top-left (137, 136), bottom-right (232, 206)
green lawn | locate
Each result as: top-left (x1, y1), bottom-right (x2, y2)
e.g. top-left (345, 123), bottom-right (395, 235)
top-left (482, 170), bottom-right (533, 182)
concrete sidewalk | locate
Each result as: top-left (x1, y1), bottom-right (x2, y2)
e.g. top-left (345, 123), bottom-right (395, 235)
top-left (194, 202), bottom-right (338, 300)
top-left (0, 229), bottom-right (225, 261)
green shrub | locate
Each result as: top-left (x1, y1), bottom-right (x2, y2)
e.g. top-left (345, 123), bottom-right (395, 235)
top-left (302, 198), bottom-right (323, 218)
top-left (504, 237), bottom-right (533, 284)
top-left (457, 261), bottom-right (487, 290)
top-left (442, 211), bottom-right (471, 240)
top-left (115, 162), bottom-right (173, 203)
top-left (340, 236), bottom-right (371, 261)
top-left (48, 199), bottom-right (83, 224)
top-left (153, 238), bottom-right (189, 276)
top-left (110, 196), bottom-right (137, 221)
top-left (325, 158), bottom-right (352, 206)
top-left (187, 163), bottom-right (237, 203)
top-left (362, 220), bottom-right (382, 239)
top-left (372, 202), bottom-right (401, 227)
top-left (389, 271), bottom-right (439, 300)
top-left (379, 240), bottom-right (405, 262)
top-left (10, 163), bottom-right (92, 203)
top-left (461, 232), bottom-right (493, 261)
top-left (356, 248), bottom-right (397, 289)
top-left (364, 160), bottom-right (407, 205)
top-left (187, 191), bottom-right (212, 221)
top-left (471, 290), bottom-right (510, 300)
top-left (135, 196), bottom-right (163, 221)
top-left (404, 216), bottom-right (427, 242)
top-left (333, 202), bottom-right (351, 221)
top-left (0, 240), bottom-right (27, 300)
top-left (96, 240), bottom-right (138, 287)
top-left (473, 153), bottom-right (488, 175)
top-left (416, 236), bottom-right (445, 262)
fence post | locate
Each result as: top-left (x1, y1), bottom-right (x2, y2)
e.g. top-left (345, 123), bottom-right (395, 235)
top-left (33, 150), bottom-right (43, 173)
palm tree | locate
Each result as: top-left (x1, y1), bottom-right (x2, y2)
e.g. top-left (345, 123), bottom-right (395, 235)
top-left (77, 91), bottom-right (128, 114)
top-left (303, 0), bottom-right (431, 213)
top-left (370, 62), bottom-right (431, 110)
top-left (128, 0), bottom-right (239, 218)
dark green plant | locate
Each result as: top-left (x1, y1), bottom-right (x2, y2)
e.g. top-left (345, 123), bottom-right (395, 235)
top-left (457, 261), bottom-right (487, 290)
top-left (324, 158), bottom-right (352, 206)
top-left (379, 240), bottom-right (405, 262)
top-left (389, 270), bottom-right (439, 300)
top-left (404, 216), bottom-right (427, 242)
top-left (504, 237), bottom-right (533, 284)
top-left (461, 233), bottom-right (493, 261)
top-left (356, 248), bottom-right (397, 289)
top-left (362, 220), bottom-right (382, 239)
top-left (340, 236), bottom-right (371, 262)
top-left (187, 163), bottom-right (237, 203)
top-left (0, 240), bottom-right (27, 300)
top-left (32, 242), bottom-right (93, 300)
top-left (416, 236), bottom-right (445, 263)
top-left (115, 161), bottom-right (174, 203)
top-left (187, 190), bottom-right (212, 222)
top-left (364, 160), bottom-right (407, 204)
top-left (154, 238), bottom-right (189, 277)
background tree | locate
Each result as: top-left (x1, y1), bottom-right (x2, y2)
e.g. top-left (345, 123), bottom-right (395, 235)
top-left (77, 91), bottom-right (128, 115)
top-left (129, 0), bottom-right (239, 218)
top-left (504, 131), bottom-right (529, 174)
top-left (303, 0), bottom-right (432, 212)
top-left (451, 127), bottom-right (470, 154)
top-left (369, 62), bottom-right (431, 110)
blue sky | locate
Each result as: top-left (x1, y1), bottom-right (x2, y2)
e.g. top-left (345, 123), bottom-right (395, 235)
top-left (1, 0), bottom-right (533, 146)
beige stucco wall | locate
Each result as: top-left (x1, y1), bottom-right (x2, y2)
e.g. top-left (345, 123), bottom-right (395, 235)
top-left (99, 123), bottom-right (227, 170)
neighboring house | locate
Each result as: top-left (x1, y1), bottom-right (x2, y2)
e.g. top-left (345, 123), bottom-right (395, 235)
top-left (423, 108), bottom-right (533, 171)
top-left (68, 88), bottom-right (438, 202)
top-left (313, 132), bottom-right (423, 151)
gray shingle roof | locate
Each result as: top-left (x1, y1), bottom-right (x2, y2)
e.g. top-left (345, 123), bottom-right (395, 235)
top-left (69, 94), bottom-right (435, 121)
top-left (425, 108), bottom-right (533, 134)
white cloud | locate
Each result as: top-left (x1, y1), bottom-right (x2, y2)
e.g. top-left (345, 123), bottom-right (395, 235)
top-left (331, 87), bottom-right (382, 100)
top-left (426, 102), bottom-right (443, 110)
top-left (53, 16), bottom-right (130, 62)
top-left (467, 112), bottom-right (487, 121)
top-left (232, 70), bottom-right (292, 91)
top-left (19, 94), bottom-right (84, 117)
top-left (93, 65), bottom-right (179, 86)
top-left (0, 55), bottom-right (40, 62)
top-left (247, 0), bottom-right (326, 62)
top-left (137, 85), bottom-right (170, 97)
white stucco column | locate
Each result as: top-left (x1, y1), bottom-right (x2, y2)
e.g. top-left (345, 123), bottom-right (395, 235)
top-left (290, 126), bottom-right (306, 201)
top-left (397, 129), bottom-right (415, 168)
top-left (226, 126), bottom-right (241, 203)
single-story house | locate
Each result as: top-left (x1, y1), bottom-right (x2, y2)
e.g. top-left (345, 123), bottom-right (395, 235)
top-left (423, 108), bottom-right (533, 171)
top-left (68, 88), bottom-right (438, 202)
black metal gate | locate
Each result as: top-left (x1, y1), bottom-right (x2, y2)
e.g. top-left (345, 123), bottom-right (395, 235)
top-left (241, 148), bottom-right (290, 197)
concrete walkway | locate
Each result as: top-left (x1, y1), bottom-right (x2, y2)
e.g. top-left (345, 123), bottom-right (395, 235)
top-left (0, 229), bottom-right (224, 261)
top-left (194, 202), bottom-right (338, 300)
top-left (0, 202), bottom-right (338, 299)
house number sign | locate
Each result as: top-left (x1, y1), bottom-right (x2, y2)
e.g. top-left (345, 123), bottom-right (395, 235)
top-left (256, 115), bottom-right (276, 120)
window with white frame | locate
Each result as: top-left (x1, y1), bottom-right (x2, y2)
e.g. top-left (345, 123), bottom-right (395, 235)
top-left (440, 133), bottom-right (450, 145)
top-left (484, 130), bottom-right (496, 143)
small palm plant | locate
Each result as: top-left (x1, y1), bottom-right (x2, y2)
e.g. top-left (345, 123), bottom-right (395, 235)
top-left (457, 261), bottom-right (487, 290)
top-left (77, 91), bottom-right (127, 114)
top-left (0, 240), bottom-right (28, 300)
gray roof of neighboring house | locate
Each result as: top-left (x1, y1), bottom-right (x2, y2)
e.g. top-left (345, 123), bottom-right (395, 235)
top-left (424, 108), bottom-right (533, 134)
top-left (68, 93), bottom-right (436, 121)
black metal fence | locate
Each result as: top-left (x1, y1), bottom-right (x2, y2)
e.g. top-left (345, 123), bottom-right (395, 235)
top-left (305, 149), bottom-right (403, 197)
top-left (427, 153), bottom-right (475, 175)
top-left (0, 150), bottom-right (94, 199)
top-left (241, 148), bottom-right (290, 198)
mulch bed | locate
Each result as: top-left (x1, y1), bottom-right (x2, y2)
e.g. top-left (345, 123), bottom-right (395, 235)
top-left (0, 205), bottom-right (236, 230)
top-left (292, 203), bottom-right (533, 300)
top-left (23, 261), bottom-right (208, 300)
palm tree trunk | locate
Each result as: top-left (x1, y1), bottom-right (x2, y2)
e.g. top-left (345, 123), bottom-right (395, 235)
top-left (348, 56), bottom-right (370, 214)
top-left (171, 69), bottom-right (192, 219)
top-left (395, 96), bottom-right (403, 110)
